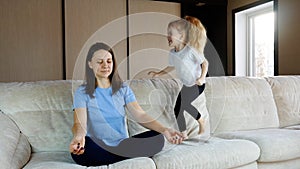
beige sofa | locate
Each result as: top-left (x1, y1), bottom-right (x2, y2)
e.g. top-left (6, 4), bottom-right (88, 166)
top-left (0, 76), bottom-right (299, 169)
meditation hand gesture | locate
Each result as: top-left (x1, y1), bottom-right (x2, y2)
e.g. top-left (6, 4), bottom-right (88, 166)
top-left (70, 135), bottom-right (85, 155)
top-left (162, 128), bottom-right (184, 144)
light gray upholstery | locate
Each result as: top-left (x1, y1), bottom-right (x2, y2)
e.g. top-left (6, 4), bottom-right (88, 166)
top-left (266, 76), bottom-right (300, 127)
top-left (0, 113), bottom-right (31, 169)
top-left (1, 76), bottom-right (299, 169)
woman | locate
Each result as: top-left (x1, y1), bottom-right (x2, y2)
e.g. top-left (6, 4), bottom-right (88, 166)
top-left (69, 42), bottom-right (183, 166)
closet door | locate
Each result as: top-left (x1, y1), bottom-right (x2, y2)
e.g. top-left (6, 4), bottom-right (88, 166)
top-left (65, 0), bottom-right (127, 80)
top-left (128, 0), bottom-right (180, 79)
top-left (0, 0), bottom-right (63, 82)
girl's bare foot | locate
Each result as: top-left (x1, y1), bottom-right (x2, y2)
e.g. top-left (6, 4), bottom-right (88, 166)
top-left (198, 118), bottom-right (205, 134)
top-left (181, 130), bottom-right (189, 140)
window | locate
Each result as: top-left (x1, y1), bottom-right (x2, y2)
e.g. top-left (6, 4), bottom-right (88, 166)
top-left (234, 1), bottom-right (274, 77)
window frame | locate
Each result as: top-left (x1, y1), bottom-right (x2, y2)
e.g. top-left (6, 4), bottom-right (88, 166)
top-left (247, 7), bottom-right (274, 76)
top-left (232, 0), bottom-right (278, 76)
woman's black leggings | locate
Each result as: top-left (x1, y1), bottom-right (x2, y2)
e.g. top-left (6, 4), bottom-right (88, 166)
top-left (174, 84), bottom-right (205, 132)
top-left (71, 130), bottom-right (164, 166)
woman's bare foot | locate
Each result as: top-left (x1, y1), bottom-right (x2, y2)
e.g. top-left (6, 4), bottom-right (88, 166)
top-left (181, 130), bottom-right (189, 140)
top-left (198, 118), bottom-right (205, 134)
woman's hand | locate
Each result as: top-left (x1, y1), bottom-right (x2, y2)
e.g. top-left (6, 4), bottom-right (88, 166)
top-left (162, 128), bottom-right (184, 144)
top-left (71, 108), bottom-right (87, 155)
top-left (148, 71), bottom-right (160, 78)
top-left (126, 102), bottom-right (183, 144)
top-left (69, 135), bottom-right (85, 155)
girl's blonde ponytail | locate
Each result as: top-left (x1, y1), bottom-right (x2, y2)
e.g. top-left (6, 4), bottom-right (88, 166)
top-left (184, 16), bottom-right (207, 54)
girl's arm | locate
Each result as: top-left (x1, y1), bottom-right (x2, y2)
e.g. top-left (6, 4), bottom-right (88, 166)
top-left (69, 108), bottom-right (87, 155)
top-left (126, 101), bottom-right (183, 144)
top-left (196, 59), bottom-right (209, 85)
top-left (148, 66), bottom-right (175, 77)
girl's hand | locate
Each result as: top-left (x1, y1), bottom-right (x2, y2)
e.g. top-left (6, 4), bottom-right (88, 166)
top-left (162, 128), bottom-right (183, 144)
top-left (196, 77), bottom-right (205, 86)
top-left (148, 71), bottom-right (160, 78)
top-left (69, 135), bottom-right (85, 155)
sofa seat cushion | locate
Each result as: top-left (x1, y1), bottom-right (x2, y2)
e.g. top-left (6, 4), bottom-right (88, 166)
top-left (266, 76), bottom-right (300, 127)
top-left (285, 125), bottom-right (300, 130)
top-left (232, 162), bottom-right (257, 169)
top-left (23, 152), bottom-right (156, 169)
top-left (216, 129), bottom-right (300, 162)
top-left (258, 157), bottom-right (300, 169)
top-left (152, 137), bottom-right (260, 169)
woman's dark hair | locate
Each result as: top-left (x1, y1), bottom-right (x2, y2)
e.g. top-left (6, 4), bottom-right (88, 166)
top-left (85, 42), bottom-right (122, 98)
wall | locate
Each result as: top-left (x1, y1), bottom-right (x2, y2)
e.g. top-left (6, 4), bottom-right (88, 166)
top-left (277, 0), bottom-right (300, 75)
top-left (182, 1), bottom-right (227, 76)
top-left (0, 0), bottom-right (63, 82)
top-left (0, 0), bottom-right (180, 82)
top-left (66, 0), bottom-right (180, 80)
top-left (65, 0), bottom-right (127, 80)
top-left (2, 0), bottom-right (299, 82)
top-left (128, 0), bottom-right (180, 79)
top-left (228, 0), bottom-right (300, 75)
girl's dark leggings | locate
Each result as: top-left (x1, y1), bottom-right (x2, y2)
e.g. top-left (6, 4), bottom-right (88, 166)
top-left (71, 130), bottom-right (164, 166)
top-left (174, 84), bottom-right (205, 132)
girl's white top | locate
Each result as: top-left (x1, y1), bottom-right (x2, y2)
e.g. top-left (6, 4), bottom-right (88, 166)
top-left (169, 45), bottom-right (205, 87)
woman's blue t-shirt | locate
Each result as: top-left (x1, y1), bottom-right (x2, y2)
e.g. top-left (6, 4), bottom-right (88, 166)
top-left (73, 83), bottom-right (136, 146)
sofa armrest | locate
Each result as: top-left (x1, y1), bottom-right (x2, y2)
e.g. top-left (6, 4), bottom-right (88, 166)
top-left (0, 112), bottom-right (31, 169)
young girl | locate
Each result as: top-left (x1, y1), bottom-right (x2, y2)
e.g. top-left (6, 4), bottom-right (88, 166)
top-left (148, 16), bottom-right (208, 139)
top-left (69, 42), bottom-right (183, 166)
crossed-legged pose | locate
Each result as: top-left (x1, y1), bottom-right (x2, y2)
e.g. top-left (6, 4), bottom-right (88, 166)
top-left (70, 42), bottom-right (183, 166)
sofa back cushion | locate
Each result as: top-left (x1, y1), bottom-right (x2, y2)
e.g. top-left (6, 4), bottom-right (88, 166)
top-left (0, 113), bottom-right (31, 168)
top-left (266, 76), bottom-right (300, 127)
top-left (0, 81), bottom-right (74, 153)
top-left (205, 77), bottom-right (279, 134)
top-left (126, 79), bottom-right (210, 139)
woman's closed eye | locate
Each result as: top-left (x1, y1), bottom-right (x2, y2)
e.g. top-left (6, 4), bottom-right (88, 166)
top-left (97, 60), bottom-right (112, 64)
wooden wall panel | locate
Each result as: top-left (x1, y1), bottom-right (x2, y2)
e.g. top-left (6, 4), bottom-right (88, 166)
top-left (0, 0), bottom-right (63, 82)
top-left (65, 0), bottom-right (127, 80)
top-left (128, 0), bottom-right (180, 79)
top-left (0, 0), bottom-right (182, 82)
top-left (277, 0), bottom-right (300, 75)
